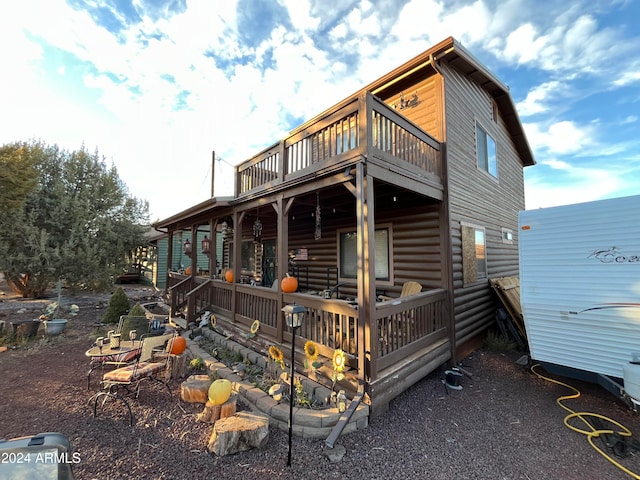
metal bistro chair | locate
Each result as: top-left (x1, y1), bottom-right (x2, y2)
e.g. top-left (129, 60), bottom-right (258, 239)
top-left (92, 332), bottom-right (177, 426)
top-left (86, 315), bottom-right (151, 389)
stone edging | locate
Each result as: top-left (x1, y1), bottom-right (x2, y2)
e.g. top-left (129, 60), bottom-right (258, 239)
top-left (183, 329), bottom-right (369, 440)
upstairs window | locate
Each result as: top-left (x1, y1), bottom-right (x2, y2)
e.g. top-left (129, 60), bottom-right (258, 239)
top-left (476, 123), bottom-right (497, 177)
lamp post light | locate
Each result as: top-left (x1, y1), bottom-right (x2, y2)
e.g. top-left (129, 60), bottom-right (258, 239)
top-left (281, 303), bottom-right (306, 467)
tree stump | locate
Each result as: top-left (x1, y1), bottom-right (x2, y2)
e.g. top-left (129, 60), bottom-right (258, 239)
top-left (180, 375), bottom-right (212, 404)
top-left (197, 395), bottom-right (237, 423)
top-left (207, 411), bottom-right (269, 456)
top-left (166, 352), bottom-right (187, 380)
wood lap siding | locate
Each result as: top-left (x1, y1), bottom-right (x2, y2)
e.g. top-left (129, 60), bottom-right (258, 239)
top-left (284, 201), bottom-right (442, 297)
top-left (440, 61), bottom-right (525, 351)
top-left (381, 75), bottom-right (443, 143)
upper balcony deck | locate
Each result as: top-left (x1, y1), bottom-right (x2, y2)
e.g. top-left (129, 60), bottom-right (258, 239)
top-left (235, 92), bottom-right (442, 198)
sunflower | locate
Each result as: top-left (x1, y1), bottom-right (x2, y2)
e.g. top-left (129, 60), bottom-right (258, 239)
top-left (304, 341), bottom-right (319, 362)
top-left (332, 349), bottom-right (346, 373)
top-left (250, 320), bottom-right (260, 334)
top-left (268, 345), bottom-right (284, 364)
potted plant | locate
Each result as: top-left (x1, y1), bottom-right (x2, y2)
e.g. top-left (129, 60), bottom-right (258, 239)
top-left (39, 280), bottom-right (79, 336)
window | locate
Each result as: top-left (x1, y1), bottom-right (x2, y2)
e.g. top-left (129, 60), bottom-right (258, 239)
top-left (501, 228), bottom-right (514, 244)
top-left (476, 123), bottom-right (497, 177)
top-left (240, 240), bottom-right (256, 274)
top-left (461, 223), bottom-right (487, 284)
top-left (338, 226), bottom-right (391, 281)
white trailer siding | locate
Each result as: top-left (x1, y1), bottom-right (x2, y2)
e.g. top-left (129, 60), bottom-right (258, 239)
top-left (519, 195), bottom-right (640, 379)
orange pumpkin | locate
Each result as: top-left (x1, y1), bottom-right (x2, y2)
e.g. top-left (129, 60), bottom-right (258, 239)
top-left (185, 266), bottom-right (192, 276)
top-left (225, 269), bottom-right (234, 283)
top-left (281, 274), bottom-right (298, 293)
top-left (170, 336), bottom-right (187, 355)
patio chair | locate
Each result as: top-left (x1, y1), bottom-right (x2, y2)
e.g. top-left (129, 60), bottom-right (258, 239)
top-left (86, 316), bottom-right (141, 389)
top-left (92, 332), bottom-right (177, 426)
top-left (377, 281), bottom-right (422, 302)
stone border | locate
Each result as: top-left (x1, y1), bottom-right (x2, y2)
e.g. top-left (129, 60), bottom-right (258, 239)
top-left (183, 328), bottom-right (369, 440)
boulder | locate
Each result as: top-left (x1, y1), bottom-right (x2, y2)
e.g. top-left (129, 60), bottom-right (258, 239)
top-left (207, 412), bottom-right (269, 456)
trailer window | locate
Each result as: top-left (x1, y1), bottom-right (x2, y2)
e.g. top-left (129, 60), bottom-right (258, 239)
top-left (461, 223), bottom-right (487, 284)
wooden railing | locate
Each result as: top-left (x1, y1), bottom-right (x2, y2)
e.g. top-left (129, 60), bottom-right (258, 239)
top-left (235, 93), bottom-right (441, 196)
top-left (168, 273), bottom-right (447, 381)
top-left (374, 289), bottom-right (448, 372)
top-left (284, 293), bottom-right (359, 360)
top-left (371, 106), bottom-right (441, 177)
top-left (168, 275), bottom-right (193, 319)
top-left (236, 285), bottom-right (279, 329)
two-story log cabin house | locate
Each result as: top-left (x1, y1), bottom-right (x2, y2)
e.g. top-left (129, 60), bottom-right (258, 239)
top-left (154, 36), bottom-right (535, 416)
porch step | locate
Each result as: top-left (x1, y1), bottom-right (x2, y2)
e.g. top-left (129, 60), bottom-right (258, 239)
top-left (169, 315), bottom-right (187, 330)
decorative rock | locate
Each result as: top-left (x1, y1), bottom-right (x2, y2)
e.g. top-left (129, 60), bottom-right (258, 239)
top-left (323, 444), bottom-right (346, 463)
top-left (207, 411), bottom-right (269, 456)
top-left (181, 375), bottom-right (212, 404)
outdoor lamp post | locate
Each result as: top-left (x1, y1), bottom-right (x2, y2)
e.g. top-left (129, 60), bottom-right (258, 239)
top-left (281, 303), bottom-right (306, 467)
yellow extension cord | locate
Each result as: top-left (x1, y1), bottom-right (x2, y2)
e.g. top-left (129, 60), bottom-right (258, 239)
top-left (531, 364), bottom-right (640, 480)
top-left (531, 364), bottom-right (640, 479)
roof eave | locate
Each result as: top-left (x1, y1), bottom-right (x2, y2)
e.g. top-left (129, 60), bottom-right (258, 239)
top-left (153, 196), bottom-right (234, 229)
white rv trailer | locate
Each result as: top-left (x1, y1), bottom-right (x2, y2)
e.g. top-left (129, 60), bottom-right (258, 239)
top-left (518, 195), bottom-right (640, 402)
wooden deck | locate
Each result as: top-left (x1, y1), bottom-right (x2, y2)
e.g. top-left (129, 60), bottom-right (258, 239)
top-left (168, 273), bottom-right (450, 408)
top-left (235, 92), bottom-right (442, 198)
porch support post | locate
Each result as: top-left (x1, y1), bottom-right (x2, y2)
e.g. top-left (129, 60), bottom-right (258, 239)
top-left (166, 230), bottom-right (174, 289)
top-left (275, 195), bottom-right (289, 343)
top-left (186, 224), bottom-right (196, 324)
top-left (209, 219), bottom-right (217, 278)
top-left (355, 161), bottom-right (376, 382)
top-left (189, 225), bottom-right (196, 274)
top-left (231, 211), bottom-right (240, 323)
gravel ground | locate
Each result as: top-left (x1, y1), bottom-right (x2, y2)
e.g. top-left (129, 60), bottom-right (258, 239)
top-left (2, 284), bottom-right (640, 479)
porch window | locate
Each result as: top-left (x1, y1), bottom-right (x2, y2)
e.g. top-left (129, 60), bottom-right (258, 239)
top-left (461, 223), bottom-right (487, 284)
top-left (338, 226), bottom-right (391, 281)
top-left (476, 123), bottom-right (497, 177)
top-left (240, 240), bottom-right (256, 275)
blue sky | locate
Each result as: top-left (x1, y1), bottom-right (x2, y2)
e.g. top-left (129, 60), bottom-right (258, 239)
top-left (1, 0), bottom-right (639, 221)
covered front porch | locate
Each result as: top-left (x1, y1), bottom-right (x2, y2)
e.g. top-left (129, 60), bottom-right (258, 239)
top-left (156, 91), bottom-right (452, 414)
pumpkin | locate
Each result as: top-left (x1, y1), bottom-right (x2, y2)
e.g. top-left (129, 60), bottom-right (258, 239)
top-left (225, 269), bottom-right (234, 283)
top-left (208, 379), bottom-right (232, 405)
top-left (185, 266), bottom-right (192, 275)
top-left (281, 274), bottom-right (298, 293)
top-left (170, 336), bottom-right (187, 355)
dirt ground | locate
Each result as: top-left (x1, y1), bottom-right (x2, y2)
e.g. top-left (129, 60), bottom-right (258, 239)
top-left (2, 279), bottom-right (640, 479)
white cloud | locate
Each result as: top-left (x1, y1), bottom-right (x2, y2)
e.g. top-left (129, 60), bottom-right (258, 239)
top-left (2, 0), bottom-right (640, 221)
top-left (516, 81), bottom-right (563, 117)
top-left (524, 120), bottom-right (596, 156)
top-left (613, 70), bottom-right (640, 87)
